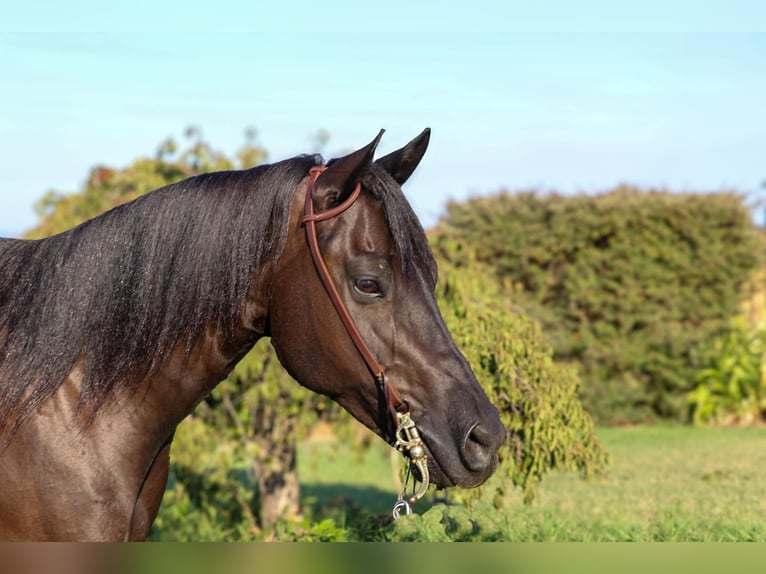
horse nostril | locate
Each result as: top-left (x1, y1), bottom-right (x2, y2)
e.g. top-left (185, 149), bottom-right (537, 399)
top-left (461, 422), bottom-right (502, 473)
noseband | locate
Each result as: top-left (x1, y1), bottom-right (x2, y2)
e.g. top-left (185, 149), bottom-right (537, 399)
top-left (302, 166), bottom-right (429, 514)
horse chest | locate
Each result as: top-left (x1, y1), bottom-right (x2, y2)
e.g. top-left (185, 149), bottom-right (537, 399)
top-left (0, 378), bottom-right (166, 541)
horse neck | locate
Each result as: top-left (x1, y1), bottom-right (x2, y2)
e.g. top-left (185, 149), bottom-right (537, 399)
top-left (113, 325), bottom-right (262, 443)
top-left (113, 268), bottom-right (274, 439)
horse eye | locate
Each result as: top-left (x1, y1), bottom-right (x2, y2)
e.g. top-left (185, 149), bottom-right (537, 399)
top-left (354, 277), bottom-right (382, 297)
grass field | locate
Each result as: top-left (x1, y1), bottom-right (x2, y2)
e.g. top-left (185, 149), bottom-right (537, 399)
top-left (298, 426), bottom-right (766, 541)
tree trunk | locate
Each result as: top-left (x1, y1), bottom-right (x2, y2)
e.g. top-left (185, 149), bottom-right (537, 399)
top-left (254, 439), bottom-right (300, 529)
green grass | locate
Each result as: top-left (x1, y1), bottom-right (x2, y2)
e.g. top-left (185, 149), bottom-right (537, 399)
top-left (298, 436), bottom-right (399, 515)
top-left (298, 426), bottom-right (766, 541)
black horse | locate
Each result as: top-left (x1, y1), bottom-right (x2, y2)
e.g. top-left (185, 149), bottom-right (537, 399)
top-left (0, 130), bottom-right (504, 540)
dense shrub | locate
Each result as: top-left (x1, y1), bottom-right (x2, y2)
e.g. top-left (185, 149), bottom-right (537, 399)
top-left (439, 187), bottom-right (763, 424)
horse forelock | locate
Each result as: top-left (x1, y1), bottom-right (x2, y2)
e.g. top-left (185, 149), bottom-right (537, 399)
top-left (361, 164), bottom-right (437, 285)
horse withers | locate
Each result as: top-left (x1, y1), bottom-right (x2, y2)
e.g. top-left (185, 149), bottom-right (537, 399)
top-left (0, 129), bottom-right (505, 540)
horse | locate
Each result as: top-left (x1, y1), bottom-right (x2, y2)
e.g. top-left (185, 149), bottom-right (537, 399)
top-left (0, 129), bottom-right (505, 540)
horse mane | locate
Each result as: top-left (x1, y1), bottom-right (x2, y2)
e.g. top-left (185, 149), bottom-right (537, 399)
top-left (0, 155), bottom-right (320, 431)
top-left (0, 155), bottom-right (435, 433)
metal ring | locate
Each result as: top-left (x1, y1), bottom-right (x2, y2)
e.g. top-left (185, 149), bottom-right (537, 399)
top-left (392, 499), bottom-right (412, 520)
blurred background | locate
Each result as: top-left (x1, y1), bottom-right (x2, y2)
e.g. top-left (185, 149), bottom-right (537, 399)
top-left (2, 1), bottom-right (766, 542)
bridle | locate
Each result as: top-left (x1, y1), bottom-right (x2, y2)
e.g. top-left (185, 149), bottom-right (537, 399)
top-left (302, 167), bottom-right (405, 421)
top-left (301, 166), bottom-right (429, 515)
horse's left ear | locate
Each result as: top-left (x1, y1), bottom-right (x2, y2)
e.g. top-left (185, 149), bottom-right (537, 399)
top-left (313, 130), bottom-right (384, 211)
top-left (375, 128), bottom-right (431, 185)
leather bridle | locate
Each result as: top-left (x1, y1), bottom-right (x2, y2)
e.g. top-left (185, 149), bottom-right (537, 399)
top-left (301, 166), bottom-right (407, 425)
top-left (301, 166), bottom-right (430, 513)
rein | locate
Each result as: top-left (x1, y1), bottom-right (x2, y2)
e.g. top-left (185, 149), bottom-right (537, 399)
top-left (301, 166), bottom-right (430, 516)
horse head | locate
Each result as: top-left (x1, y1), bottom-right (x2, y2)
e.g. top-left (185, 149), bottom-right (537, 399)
top-left (269, 130), bottom-right (505, 490)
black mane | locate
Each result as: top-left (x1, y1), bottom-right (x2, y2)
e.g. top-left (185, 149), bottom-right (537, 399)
top-left (0, 155), bottom-right (319, 430)
top-left (0, 155), bottom-right (435, 432)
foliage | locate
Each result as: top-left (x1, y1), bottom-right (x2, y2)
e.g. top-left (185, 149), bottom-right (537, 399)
top-left (188, 341), bottom-right (341, 528)
top-left (26, 126), bottom-right (267, 239)
top-left (432, 234), bottom-right (609, 504)
top-left (147, 416), bottom-right (259, 541)
top-left (688, 319), bottom-right (766, 426)
top-left (439, 187), bottom-right (763, 424)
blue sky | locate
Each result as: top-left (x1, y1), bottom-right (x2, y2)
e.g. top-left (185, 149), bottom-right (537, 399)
top-left (1, 1), bottom-right (765, 237)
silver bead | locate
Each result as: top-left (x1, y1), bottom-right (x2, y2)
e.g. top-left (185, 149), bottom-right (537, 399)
top-left (409, 444), bottom-right (425, 459)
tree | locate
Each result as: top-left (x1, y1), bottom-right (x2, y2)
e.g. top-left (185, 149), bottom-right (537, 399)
top-left (27, 126), bottom-right (266, 239)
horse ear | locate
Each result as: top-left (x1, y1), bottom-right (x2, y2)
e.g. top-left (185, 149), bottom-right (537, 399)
top-left (313, 130), bottom-right (385, 211)
top-left (374, 128), bottom-right (431, 185)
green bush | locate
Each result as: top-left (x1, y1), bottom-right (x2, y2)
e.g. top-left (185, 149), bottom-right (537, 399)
top-left (439, 187), bottom-right (763, 424)
top-left (689, 319), bottom-right (766, 426)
